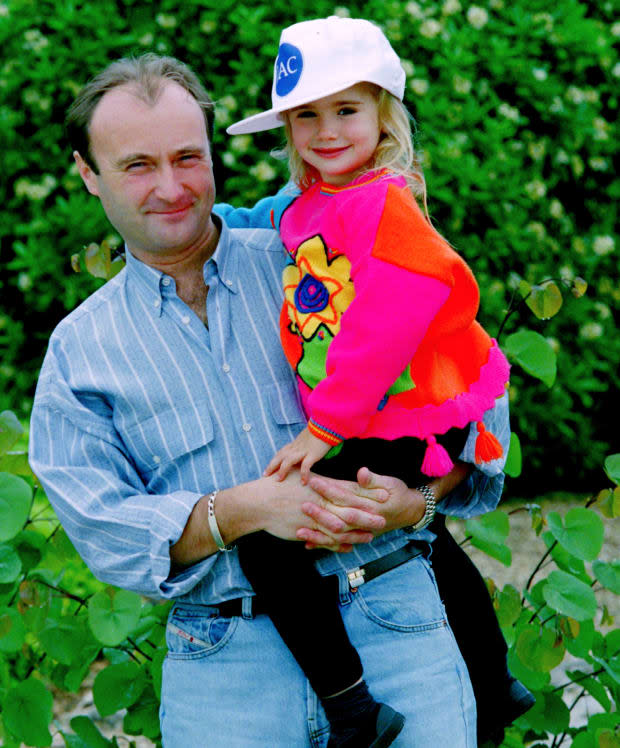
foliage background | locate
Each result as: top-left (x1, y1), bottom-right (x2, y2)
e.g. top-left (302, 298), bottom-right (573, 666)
top-left (0, 0), bottom-right (618, 496)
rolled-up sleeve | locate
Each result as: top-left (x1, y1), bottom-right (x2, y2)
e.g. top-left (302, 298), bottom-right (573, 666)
top-left (29, 350), bottom-right (215, 600)
top-left (439, 391), bottom-right (510, 518)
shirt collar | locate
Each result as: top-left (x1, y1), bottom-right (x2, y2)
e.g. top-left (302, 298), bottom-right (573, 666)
top-left (123, 218), bottom-right (239, 315)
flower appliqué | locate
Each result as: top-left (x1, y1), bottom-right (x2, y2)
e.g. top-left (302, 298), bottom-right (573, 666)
top-left (283, 235), bottom-right (354, 340)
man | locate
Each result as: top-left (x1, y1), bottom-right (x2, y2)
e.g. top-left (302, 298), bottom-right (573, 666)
top-left (30, 54), bottom-right (511, 746)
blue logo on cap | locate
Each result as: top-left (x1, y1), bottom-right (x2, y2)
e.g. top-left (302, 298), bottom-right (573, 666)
top-left (275, 43), bottom-right (303, 97)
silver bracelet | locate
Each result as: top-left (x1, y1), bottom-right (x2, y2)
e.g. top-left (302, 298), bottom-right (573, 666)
top-left (406, 484), bottom-right (437, 533)
top-left (207, 490), bottom-right (234, 552)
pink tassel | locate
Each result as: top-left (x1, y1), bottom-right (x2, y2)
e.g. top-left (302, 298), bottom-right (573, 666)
top-left (475, 422), bottom-right (503, 464)
top-left (421, 435), bottom-right (454, 477)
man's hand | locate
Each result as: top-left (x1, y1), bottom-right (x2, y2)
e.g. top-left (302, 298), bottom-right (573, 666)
top-left (264, 427), bottom-right (332, 484)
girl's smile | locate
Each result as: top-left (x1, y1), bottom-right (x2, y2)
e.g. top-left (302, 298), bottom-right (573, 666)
top-left (287, 83), bottom-right (382, 186)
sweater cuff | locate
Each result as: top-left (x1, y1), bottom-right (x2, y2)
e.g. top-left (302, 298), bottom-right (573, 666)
top-left (308, 419), bottom-right (344, 447)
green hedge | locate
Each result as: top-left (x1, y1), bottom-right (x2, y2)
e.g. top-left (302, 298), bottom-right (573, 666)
top-left (1, 0), bottom-right (617, 493)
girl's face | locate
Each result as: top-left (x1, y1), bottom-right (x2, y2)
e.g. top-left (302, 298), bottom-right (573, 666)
top-left (287, 83), bottom-right (382, 186)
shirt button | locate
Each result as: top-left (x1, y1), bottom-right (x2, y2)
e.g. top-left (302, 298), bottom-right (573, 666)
top-left (223, 363), bottom-right (231, 373)
top-left (153, 455), bottom-right (161, 464)
top-left (162, 277), bottom-right (171, 287)
top-left (225, 279), bottom-right (233, 286)
top-left (154, 299), bottom-right (161, 308)
top-left (242, 423), bottom-right (252, 432)
top-left (182, 315), bottom-right (190, 325)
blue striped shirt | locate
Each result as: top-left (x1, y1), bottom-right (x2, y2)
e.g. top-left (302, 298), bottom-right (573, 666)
top-left (29, 220), bottom-right (509, 603)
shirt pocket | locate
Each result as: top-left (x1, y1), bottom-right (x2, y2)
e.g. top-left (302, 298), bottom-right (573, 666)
top-left (266, 380), bottom-right (306, 426)
top-left (123, 398), bottom-right (215, 473)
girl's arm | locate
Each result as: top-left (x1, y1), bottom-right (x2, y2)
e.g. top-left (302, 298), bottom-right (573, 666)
top-left (214, 185), bottom-right (299, 230)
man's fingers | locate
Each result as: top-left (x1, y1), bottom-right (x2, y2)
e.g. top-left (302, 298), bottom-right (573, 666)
top-left (301, 501), bottom-right (386, 533)
top-left (308, 474), bottom-right (388, 507)
top-left (296, 526), bottom-right (372, 549)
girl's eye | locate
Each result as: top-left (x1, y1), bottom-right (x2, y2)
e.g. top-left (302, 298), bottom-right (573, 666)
top-left (338, 107), bottom-right (356, 116)
top-left (295, 110), bottom-right (316, 119)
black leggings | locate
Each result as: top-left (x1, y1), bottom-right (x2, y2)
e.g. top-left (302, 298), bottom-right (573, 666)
top-left (237, 431), bottom-right (508, 710)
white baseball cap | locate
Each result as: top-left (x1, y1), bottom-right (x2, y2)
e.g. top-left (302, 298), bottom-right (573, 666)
top-left (227, 16), bottom-right (406, 135)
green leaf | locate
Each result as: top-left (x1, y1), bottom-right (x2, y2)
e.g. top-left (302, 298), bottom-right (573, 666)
top-left (0, 472), bottom-right (32, 542)
top-left (84, 242), bottom-right (111, 280)
top-left (39, 615), bottom-right (97, 666)
top-left (593, 560), bottom-right (620, 594)
top-left (123, 684), bottom-right (160, 738)
top-left (0, 544), bottom-right (22, 583)
top-left (525, 281), bottom-right (563, 320)
top-left (465, 510), bottom-right (511, 565)
top-left (93, 661), bottom-right (147, 717)
top-left (149, 645), bottom-right (167, 700)
top-left (543, 570), bottom-right (598, 621)
top-left (565, 619), bottom-right (595, 658)
top-left (543, 530), bottom-right (590, 582)
top-left (571, 276), bottom-right (588, 298)
top-left (604, 454), bottom-right (620, 485)
top-left (546, 508), bottom-right (605, 561)
top-left (504, 329), bottom-right (557, 387)
top-left (69, 716), bottom-right (114, 747)
top-left (0, 451), bottom-right (34, 478)
top-left (507, 646), bottom-right (550, 691)
top-left (567, 670), bottom-right (612, 712)
top-left (88, 587), bottom-right (143, 646)
top-left (504, 431), bottom-right (522, 478)
top-left (596, 487), bottom-right (620, 518)
top-left (0, 606), bottom-right (26, 652)
top-left (3, 678), bottom-right (53, 747)
top-left (522, 690), bottom-right (569, 734)
top-left (515, 625), bottom-right (566, 672)
top-left (494, 584), bottom-right (521, 628)
top-left (0, 411), bottom-right (24, 455)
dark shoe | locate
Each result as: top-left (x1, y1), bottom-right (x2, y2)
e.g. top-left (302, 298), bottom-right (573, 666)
top-left (478, 678), bottom-right (535, 745)
top-left (327, 703), bottom-right (405, 747)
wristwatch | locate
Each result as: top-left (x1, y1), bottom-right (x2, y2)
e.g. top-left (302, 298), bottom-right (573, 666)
top-left (406, 484), bottom-right (437, 533)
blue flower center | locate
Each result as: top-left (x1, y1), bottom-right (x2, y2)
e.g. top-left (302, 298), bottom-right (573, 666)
top-left (294, 274), bottom-right (329, 314)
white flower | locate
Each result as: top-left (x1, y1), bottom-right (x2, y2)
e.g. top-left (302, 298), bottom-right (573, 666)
top-left (250, 161), bottom-right (277, 181)
top-left (139, 32), bottom-right (154, 45)
top-left (401, 60), bottom-right (415, 77)
top-left (410, 78), bottom-right (429, 95)
top-left (594, 302), bottom-right (611, 320)
top-left (442, 0), bottom-right (462, 14)
top-left (559, 265), bottom-right (574, 282)
top-left (222, 152), bottom-right (235, 167)
top-left (507, 271), bottom-right (522, 290)
top-left (420, 19), bottom-right (442, 38)
top-left (527, 141), bottom-right (546, 161)
top-left (155, 13), bottom-right (177, 29)
top-left (524, 180), bottom-right (546, 200)
top-left (589, 157), bottom-right (608, 172)
top-left (230, 135), bottom-right (251, 153)
top-left (612, 21), bottom-right (620, 37)
top-left (549, 199), bottom-right (564, 218)
top-left (592, 117), bottom-right (609, 141)
top-left (467, 6), bottom-right (489, 29)
top-left (546, 337), bottom-right (560, 354)
top-left (533, 13), bottom-right (553, 31)
top-left (23, 28), bottom-right (49, 52)
top-left (579, 322), bottom-right (603, 340)
top-left (526, 222), bottom-right (546, 240)
top-left (333, 7), bottom-right (351, 17)
top-left (406, 2), bottom-right (425, 20)
top-left (549, 96), bottom-right (564, 113)
top-left (0, 4), bottom-right (9, 17)
top-left (219, 95), bottom-right (237, 111)
top-left (593, 236), bottom-right (615, 256)
top-left (15, 174), bottom-right (57, 201)
top-left (200, 19), bottom-right (216, 34)
top-left (498, 103), bottom-right (520, 121)
top-left (17, 273), bottom-right (32, 291)
top-left (532, 68), bottom-right (548, 81)
top-left (554, 149), bottom-right (569, 165)
top-left (453, 75), bottom-right (472, 94)
top-left (613, 62), bottom-right (620, 78)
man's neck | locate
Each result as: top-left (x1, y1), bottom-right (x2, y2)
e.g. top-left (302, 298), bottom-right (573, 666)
top-left (130, 217), bottom-right (221, 325)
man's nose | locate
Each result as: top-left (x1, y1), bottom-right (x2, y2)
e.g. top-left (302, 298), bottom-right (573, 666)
top-left (155, 164), bottom-right (185, 201)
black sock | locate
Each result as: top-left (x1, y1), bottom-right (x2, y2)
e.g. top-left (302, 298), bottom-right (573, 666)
top-left (322, 680), bottom-right (380, 745)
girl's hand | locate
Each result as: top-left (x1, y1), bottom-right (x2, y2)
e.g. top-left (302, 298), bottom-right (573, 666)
top-left (264, 427), bottom-right (332, 484)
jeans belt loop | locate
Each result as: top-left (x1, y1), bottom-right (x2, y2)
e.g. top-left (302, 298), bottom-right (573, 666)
top-left (241, 595), bottom-right (254, 620)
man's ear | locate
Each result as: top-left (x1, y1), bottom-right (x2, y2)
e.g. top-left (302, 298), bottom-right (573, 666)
top-left (74, 151), bottom-right (100, 197)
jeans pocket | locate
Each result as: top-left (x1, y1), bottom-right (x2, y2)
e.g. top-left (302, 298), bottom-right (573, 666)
top-left (166, 604), bottom-right (238, 660)
top-left (353, 555), bottom-right (447, 633)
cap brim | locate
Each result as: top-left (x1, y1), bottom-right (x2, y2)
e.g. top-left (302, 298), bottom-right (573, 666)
top-left (226, 110), bottom-right (286, 135)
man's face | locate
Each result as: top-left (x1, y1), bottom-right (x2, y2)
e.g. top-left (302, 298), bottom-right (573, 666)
top-left (75, 81), bottom-right (217, 263)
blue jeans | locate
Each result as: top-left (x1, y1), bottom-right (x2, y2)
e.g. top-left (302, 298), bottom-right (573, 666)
top-left (160, 554), bottom-right (476, 747)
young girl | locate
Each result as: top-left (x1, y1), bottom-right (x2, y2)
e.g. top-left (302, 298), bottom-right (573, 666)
top-left (223, 16), bottom-right (524, 747)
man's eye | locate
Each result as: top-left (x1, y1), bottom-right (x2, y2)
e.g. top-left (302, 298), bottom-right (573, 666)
top-left (127, 162), bottom-right (147, 171)
top-left (179, 154), bottom-right (199, 162)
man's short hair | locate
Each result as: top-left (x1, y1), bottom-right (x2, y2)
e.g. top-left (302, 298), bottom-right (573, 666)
top-left (66, 53), bottom-right (215, 172)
